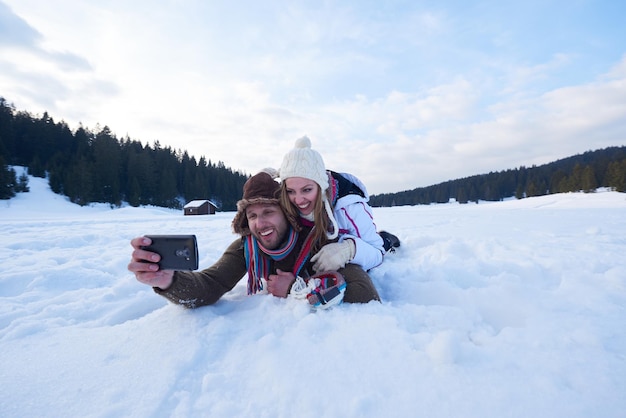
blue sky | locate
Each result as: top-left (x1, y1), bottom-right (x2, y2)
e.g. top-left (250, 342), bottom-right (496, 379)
top-left (1, 0), bottom-right (625, 194)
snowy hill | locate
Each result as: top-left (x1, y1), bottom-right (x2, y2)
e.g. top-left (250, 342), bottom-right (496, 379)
top-left (1, 169), bottom-right (625, 417)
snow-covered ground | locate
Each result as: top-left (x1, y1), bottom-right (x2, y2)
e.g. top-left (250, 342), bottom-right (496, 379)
top-left (1, 168), bottom-right (625, 418)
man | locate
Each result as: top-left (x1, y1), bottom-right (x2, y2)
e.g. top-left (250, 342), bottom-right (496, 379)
top-left (128, 171), bottom-right (380, 308)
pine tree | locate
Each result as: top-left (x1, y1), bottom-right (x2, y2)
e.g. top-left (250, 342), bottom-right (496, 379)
top-left (568, 163), bottom-right (584, 192)
top-left (91, 126), bottom-right (122, 205)
top-left (127, 177), bottom-right (141, 207)
top-left (581, 165), bottom-right (597, 193)
top-left (15, 172), bottom-right (29, 192)
top-left (606, 160), bottom-right (626, 192)
top-left (550, 170), bottom-right (567, 194)
top-left (0, 156), bottom-right (17, 199)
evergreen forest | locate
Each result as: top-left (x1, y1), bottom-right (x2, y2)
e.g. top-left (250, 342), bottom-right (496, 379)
top-left (0, 97), bottom-right (248, 210)
top-left (370, 146), bottom-right (626, 207)
top-left (1, 97), bottom-right (625, 209)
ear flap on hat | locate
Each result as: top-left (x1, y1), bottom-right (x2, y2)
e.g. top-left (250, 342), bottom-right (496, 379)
top-left (323, 196), bottom-right (339, 239)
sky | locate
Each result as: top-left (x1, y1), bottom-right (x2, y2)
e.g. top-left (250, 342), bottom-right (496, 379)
top-left (1, 168), bottom-right (625, 417)
top-left (1, 0), bottom-right (625, 194)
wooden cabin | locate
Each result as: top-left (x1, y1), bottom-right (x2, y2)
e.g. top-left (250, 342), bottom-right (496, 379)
top-left (183, 200), bottom-right (217, 215)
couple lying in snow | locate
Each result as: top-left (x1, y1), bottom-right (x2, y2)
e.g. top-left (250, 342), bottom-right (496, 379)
top-left (128, 136), bottom-right (400, 309)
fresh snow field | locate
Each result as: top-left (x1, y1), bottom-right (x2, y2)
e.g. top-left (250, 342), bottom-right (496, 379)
top-left (1, 167), bottom-right (625, 418)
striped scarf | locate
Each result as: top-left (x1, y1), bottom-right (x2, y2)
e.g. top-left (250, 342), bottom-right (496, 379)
top-left (243, 227), bottom-right (316, 295)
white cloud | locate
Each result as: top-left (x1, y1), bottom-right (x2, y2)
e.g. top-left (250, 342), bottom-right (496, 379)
top-left (1, 1), bottom-right (625, 196)
top-left (318, 56), bottom-right (626, 194)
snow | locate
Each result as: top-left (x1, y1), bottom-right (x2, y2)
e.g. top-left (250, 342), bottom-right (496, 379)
top-left (1, 167), bottom-right (625, 418)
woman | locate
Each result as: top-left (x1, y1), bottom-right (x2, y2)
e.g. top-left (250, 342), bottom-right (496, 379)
top-left (278, 136), bottom-right (400, 273)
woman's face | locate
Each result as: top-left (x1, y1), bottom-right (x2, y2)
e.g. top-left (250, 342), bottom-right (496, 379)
top-left (284, 177), bottom-right (319, 216)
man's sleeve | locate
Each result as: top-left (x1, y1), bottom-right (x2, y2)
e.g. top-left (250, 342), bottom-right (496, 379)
top-left (154, 238), bottom-right (247, 308)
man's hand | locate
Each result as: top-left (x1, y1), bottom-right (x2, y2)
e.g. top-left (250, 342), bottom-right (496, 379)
top-left (128, 236), bottom-right (174, 290)
top-left (266, 269), bottom-right (296, 298)
top-left (311, 240), bottom-right (355, 272)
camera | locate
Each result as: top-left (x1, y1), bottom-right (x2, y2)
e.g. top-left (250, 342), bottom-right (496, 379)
top-left (141, 235), bottom-right (199, 271)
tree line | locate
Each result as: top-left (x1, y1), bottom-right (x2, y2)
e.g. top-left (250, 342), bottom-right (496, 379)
top-left (0, 97), bottom-right (248, 210)
top-left (2, 96), bottom-right (625, 209)
top-left (370, 146), bottom-right (626, 207)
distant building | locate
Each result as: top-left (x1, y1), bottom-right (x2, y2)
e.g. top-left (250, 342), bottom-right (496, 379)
top-left (183, 200), bottom-right (217, 215)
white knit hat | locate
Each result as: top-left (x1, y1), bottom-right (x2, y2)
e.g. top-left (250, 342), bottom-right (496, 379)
top-left (279, 136), bottom-right (338, 239)
top-left (279, 136), bottom-right (329, 191)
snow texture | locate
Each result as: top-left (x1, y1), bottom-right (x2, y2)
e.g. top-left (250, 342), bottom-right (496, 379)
top-left (1, 167), bottom-right (625, 417)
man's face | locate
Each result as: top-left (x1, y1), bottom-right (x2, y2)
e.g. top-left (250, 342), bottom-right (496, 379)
top-left (246, 203), bottom-right (289, 250)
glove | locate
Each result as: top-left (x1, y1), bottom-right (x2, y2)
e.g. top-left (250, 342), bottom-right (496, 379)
top-left (311, 240), bottom-right (355, 272)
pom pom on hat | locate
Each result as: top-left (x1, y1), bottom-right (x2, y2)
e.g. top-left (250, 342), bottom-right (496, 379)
top-left (279, 136), bottom-right (329, 192)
